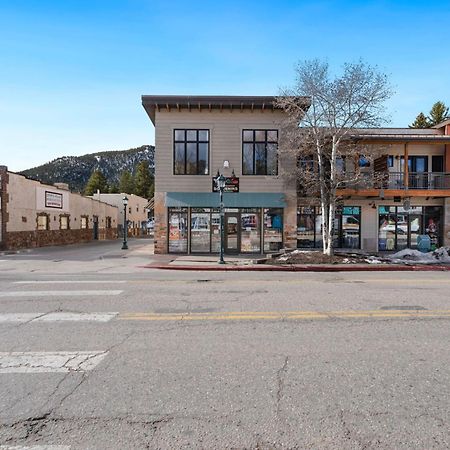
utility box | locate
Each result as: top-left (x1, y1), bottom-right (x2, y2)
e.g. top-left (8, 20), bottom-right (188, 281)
top-left (417, 235), bottom-right (431, 253)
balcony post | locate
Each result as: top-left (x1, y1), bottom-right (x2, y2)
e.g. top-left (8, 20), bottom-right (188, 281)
top-left (403, 143), bottom-right (409, 188)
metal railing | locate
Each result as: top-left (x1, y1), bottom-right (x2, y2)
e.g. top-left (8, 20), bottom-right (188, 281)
top-left (341, 172), bottom-right (450, 190)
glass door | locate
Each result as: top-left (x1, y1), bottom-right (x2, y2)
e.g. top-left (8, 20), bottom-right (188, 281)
top-left (225, 214), bottom-right (239, 254)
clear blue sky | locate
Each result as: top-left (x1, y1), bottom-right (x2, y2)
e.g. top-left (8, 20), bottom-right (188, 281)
top-left (1, 0), bottom-right (449, 171)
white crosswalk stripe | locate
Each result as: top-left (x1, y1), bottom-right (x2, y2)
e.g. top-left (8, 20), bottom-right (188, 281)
top-left (0, 351), bottom-right (108, 373)
top-left (0, 290), bottom-right (123, 297)
top-left (0, 446), bottom-right (70, 449)
top-left (14, 280), bottom-right (126, 284)
top-left (0, 312), bottom-right (118, 323)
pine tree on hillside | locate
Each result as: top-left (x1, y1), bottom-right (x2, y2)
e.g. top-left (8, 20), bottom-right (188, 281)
top-left (409, 112), bottom-right (430, 128)
top-left (84, 170), bottom-right (108, 196)
top-left (134, 161), bottom-right (154, 199)
top-left (428, 101), bottom-right (449, 126)
top-left (109, 184), bottom-right (119, 193)
top-left (119, 170), bottom-right (135, 194)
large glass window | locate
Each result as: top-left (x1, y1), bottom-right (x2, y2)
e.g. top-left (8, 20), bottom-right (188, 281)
top-left (297, 206), bottom-right (360, 249)
top-left (174, 129), bottom-right (209, 175)
top-left (240, 208), bottom-right (261, 253)
top-left (378, 206), bottom-right (442, 251)
top-left (242, 129), bottom-right (278, 175)
top-left (297, 207), bottom-right (318, 248)
top-left (340, 207), bottom-right (361, 249)
top-left (191, 208), bottom-right (211, 253)
top-left (264, 208), bottom-right (283, 252)
top-left (168, 207), bottom-right (188, 252)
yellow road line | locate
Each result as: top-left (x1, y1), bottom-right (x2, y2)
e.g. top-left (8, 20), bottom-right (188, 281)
top-left (118, 310), bottom-right (450, 321)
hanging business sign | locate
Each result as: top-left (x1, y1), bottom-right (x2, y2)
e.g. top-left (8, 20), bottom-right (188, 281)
top-left (212, 176), bottom-right (239, 193)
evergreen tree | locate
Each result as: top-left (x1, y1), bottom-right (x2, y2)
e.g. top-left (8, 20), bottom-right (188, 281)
top-left (119, 170), bottom-right (135, 194)
top-left (134, 161), bottom-right (154, 199)
top-left (409, 112), bottom-right (430, 128)
top-left (428, 101), bottom-right (449, 126)
top-left (84, 170), bottom-right (108, 195)
top-left (109, 184), bottom-right (119, 193)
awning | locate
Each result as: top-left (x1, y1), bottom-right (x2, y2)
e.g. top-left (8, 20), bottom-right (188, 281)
top-left (165, 192), bottom-right (286, 208)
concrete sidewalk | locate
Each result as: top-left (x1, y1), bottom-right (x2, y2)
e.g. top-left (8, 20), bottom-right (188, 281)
top-left (144, 254), bottom-right (450, 272)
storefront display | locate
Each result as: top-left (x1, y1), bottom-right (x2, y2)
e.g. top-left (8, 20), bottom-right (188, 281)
top-left (167, 207), bottom-right (284, 254)
top-left (264, 208), bottom-right (283, 252)
top-left (297, 206), bottom-right (361, 249)
top-left (378, 206), bottom-right (442, 251)
top-left (168, 207), bottom-right (188, 253)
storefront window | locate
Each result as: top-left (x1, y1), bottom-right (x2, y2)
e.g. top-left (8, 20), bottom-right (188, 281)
top-left (168, 207), bottom-right (188, 253)
top-left (424, 206), bottom-right (441, 250)
top-left (341, 207), bottom-right (361, 249)
top-left (297, 206), bottom-right (360, 249)
top-left (297, 207), bottom-right (316, 248)
top-left (263, 208), bottom-right (283, 252)
top-left (240, 208), bottom-right (260, 253)
top-left (191, 208), bottom-right (211, 253)
top-left (211, 211), bottom-right (221, 253)
top-left (378, 206), bottom-right (441, 251)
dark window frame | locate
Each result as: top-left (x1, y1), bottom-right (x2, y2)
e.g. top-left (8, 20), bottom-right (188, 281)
top-left (242, 129), bottom-right (278, 176)
top-left (173, 129), bottom-right (210, 175)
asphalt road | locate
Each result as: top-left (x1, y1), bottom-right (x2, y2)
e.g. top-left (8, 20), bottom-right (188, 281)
top-left (0, 239), bottom-right (449, 449)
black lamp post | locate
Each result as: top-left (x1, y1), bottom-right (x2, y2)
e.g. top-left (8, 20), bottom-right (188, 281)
top-left (122, 196), bottom-right (129, 250)
top-left (215, 172), bottom-right (226, 264)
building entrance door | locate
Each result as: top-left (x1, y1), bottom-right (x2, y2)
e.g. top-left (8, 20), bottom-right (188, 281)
top-left (93, 216), bottom-right (99, 240)
top-left (224, 213), bottom-right (239, 254)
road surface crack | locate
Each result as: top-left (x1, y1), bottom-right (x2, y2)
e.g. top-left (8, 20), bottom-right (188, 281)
top-left (275, 356), bottom-right (289, 416)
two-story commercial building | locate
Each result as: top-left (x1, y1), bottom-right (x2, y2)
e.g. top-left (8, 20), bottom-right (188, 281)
top-left (142, 95), bottom-right (450, 254)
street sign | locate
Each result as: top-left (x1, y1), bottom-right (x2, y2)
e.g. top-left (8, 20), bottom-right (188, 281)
top-left (212, 176), bottom-right (239, 193)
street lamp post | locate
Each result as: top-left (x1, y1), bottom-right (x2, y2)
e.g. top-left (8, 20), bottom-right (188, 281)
top-left (122, 196), bottom-right (129, 250)
top-left (215, 172), bottom-right (226, 264)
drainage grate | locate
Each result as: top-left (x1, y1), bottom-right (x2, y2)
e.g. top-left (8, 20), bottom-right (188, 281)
top-left (380, 305), bottom-right (427, 310)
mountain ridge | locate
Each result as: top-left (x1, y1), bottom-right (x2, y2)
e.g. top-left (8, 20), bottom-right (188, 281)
top-left (20, 145), bottom-right (155, 192)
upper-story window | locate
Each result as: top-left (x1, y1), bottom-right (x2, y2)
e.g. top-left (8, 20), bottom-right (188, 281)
top-left (242, 129), bottom-right (278, 175)
top-left (174, 129), bottom-right (209, 175)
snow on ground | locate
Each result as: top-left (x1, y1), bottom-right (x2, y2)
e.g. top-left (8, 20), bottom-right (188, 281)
top-left (388, 247), bottom-right (450, 264)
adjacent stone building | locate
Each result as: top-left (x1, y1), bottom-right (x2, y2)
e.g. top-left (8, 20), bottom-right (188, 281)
top-left (0, 167), bottom-right (118, 251)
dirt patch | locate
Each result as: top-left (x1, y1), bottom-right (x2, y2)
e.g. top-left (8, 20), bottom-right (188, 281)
top-left (266, 250), bottom-right (377, 265)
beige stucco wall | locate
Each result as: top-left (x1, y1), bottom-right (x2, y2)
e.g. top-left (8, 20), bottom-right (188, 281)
top-left (154, 109), bottom-right (295, 194)
top-left (7, 173), bottom-right (119, 232)
top-left (91, 193), bottom-right (148, 227)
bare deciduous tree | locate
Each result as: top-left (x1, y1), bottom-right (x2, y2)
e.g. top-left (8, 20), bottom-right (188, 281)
top-left (276, 59), bottom-right (393, 255)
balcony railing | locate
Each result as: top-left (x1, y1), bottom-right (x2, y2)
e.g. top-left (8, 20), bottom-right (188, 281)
top-left (342, 172), bottom-right (450, 190)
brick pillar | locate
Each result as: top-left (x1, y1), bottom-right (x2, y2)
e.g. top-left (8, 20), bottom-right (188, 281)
top-left (153, 191), bottom-right (167, 254)
top-left (0, 166), bottom-right (9, 250)
top-left (283, 193), bottom-right (297, 250)
top-left (444, 198), bottom-right (450, 247)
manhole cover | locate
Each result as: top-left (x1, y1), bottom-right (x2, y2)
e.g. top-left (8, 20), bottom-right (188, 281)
top-left (380, 306), bottom-right (427, 310)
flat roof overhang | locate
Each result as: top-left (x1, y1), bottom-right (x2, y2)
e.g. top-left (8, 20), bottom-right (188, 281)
top-left (354, 136), bottom-right (450, 145)
top-left (337, 188), bottom-right (450, 198)
top-left (141, 95), bottom-right (310, 125)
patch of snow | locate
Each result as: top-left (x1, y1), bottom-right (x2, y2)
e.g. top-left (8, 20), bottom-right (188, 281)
top-left (389, 247), bottom-right (450, 264)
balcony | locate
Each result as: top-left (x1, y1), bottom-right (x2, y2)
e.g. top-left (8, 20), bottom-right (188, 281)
top-left (383, 172), bottom-right (450, 190)
top-left (337, 172), bottom-right (450, 197)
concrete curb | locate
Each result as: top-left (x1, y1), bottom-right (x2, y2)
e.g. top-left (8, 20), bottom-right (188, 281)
top-left (142, 264), bottom-right (450, 272)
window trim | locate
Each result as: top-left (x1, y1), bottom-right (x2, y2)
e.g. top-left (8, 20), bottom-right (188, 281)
top-left (173, 128), bottom-right (210, 176)
top-left (59, 214), bottom-right (70, 230)
top-left (242, 129), bottom-right (278, 176)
